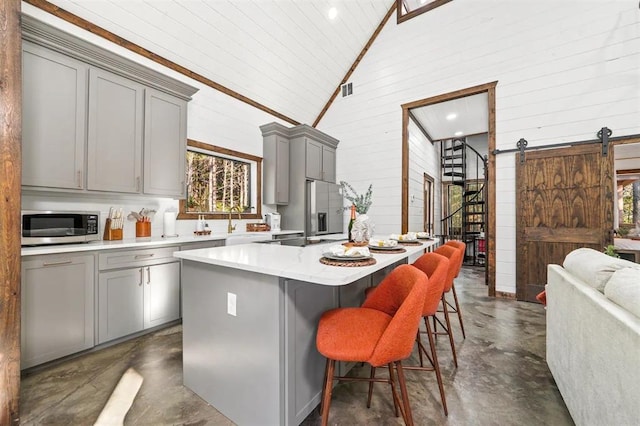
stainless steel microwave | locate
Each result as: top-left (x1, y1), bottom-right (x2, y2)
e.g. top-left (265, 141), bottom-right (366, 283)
top-left (21, 210), bottom-right (100, 246)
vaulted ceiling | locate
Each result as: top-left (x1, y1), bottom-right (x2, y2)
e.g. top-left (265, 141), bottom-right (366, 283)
top-left (34, 0), bottom-right (393, 126)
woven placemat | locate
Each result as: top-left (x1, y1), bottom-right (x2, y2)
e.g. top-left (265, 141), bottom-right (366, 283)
top-left (320, 257), bottom-right (377, 267)
top-left (369, 247), bottom-right (407, 254)
top-left (399, 241), bottom-right (423, 246)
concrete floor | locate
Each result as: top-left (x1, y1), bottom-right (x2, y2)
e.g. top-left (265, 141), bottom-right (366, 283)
top-left (20, 266), bottom-right (574, 425)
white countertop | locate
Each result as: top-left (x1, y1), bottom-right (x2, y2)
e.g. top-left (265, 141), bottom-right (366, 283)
top-left (614, 238), bottom-right (640, 250)
top-left (175, 238), bottom-right (437, 286)
top-left (21, 230), bottom-right (303, 256)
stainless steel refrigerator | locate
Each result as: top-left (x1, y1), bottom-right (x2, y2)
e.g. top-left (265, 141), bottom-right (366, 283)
top-left (306, 180), bottom-right (343, 236)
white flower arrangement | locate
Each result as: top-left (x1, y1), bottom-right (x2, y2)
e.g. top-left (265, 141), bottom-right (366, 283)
top-left (340, 181), bottom-right (373, 214)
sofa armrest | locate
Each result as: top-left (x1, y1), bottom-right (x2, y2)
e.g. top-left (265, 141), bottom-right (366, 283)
top-left (546, 264), bottom-right (640, 426)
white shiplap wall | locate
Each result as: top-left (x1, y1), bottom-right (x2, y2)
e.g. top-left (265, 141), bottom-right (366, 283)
top-left (318, 0), bottom-right (640, 294)
top-left (42, 0), bottom-right (391, 125)
top-left (21, 3), bottom-right (287, 237)
top-left (408, 120), bottom-right (441, 234)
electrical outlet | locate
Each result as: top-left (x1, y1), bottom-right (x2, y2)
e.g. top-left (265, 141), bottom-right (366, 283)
top-left (227, 292), bottom-right (237, 316)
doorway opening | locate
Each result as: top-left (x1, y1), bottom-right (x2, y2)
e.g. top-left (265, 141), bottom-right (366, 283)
top-left (401, 82), bottom-right (497, 295)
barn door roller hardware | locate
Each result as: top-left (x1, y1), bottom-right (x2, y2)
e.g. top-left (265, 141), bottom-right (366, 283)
top-left (516, 138), bottom-right (528, 164)
top-left (598, 126), bottom-right (612, 156)
top-left (493, 127), bottom-right (640, 158)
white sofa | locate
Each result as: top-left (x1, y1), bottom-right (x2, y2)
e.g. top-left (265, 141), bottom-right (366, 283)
top-left (546, 248), bottom-right (640, 426)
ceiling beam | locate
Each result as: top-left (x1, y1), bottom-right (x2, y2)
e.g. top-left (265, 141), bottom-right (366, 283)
top-left (408, 110), bottom-right (434, 144)
top-left (313, 1), bottom-right (397, 128)
top-left (24, 0), bottom-right (300, 126)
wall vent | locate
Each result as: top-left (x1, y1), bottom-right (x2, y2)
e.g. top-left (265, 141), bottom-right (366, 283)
top-left (341, 82), bottom-right (353, 97)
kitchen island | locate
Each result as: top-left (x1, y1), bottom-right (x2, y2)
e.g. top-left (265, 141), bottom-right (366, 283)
top-left (174, 238), bottom-right (436, 426)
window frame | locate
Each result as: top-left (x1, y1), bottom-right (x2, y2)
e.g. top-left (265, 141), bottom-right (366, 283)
top-left (397, 0), bottom-right (453, 24)
top-left (178, 139), bottom-right (262, 220)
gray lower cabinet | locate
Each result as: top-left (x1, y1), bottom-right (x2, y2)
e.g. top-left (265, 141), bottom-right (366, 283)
top-left (144, 262), bottom-right (181, 328)
top-left (284, 279), bottom-right (339, 425)
top-left (98, 267), bottom-right (145, 343)
top-left (21, 254), bottom-right (95, 369)
top-left (87, 68), bottom-right (144, 193)
top-left (22, 41), bottom-right (88, 190)
top-left (144, 88), bottom-right (188, 197)
top-left (98, 247), bottom-right (181, 344)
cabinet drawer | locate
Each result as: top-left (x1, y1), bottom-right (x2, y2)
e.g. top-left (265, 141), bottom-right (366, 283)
top-left (99, 246), bottom-right (177, 270)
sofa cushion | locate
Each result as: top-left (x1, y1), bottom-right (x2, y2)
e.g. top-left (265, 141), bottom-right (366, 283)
top-left (604, 267), bottom-right (640, 318)
top-left (563, 247), bottom-right (640, 292)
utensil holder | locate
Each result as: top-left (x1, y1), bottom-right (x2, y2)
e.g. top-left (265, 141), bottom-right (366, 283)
top-left (103, 219), bottom-right (123, 241)
top-left (136, 221), bottom-right (151, 237)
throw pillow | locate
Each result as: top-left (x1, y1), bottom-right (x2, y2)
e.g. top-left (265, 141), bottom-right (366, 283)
top-left (563, 247), bottom-right (640, 292)
top-left (604, 267), bottom-right (640, 318)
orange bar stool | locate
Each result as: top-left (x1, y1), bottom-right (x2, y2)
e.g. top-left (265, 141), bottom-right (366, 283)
top-left (368, 252), bottom-right (451, 415)
top-left (403, 252), bottom-right (450, 415)
top-left (444, 240), bottom-right (467, 339)
top-left (432, 244), bottom-right (463, 368)
top-left (316, 264), bottom-right (429, 426)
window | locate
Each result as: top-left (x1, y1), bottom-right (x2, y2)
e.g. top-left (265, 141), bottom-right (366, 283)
top-left (397, 0), bottom-right (453, 24)
top-left (178, 140), bottom-right (262, 220)
top-left (618, 177), bottom-right (640, 227)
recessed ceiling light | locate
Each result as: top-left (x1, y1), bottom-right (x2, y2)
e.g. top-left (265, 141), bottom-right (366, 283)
top-left (446, 113), bottom-right (457, 121)
top-left (454, 131), bottom-right (463, 136)
top-left (420, 0), bottom-right (428, 4)
top-left (328, 7), bottom-right (338, 20)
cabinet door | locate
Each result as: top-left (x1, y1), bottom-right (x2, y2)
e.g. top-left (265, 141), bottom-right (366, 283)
top-left (275, 136), bottom-right (290, 203)
top-left (322, 146), bottom-right (336, 183)
top-left (87, 68), bottom-right (143, 193)
top-left (144, 88), bottom-right (187, 197)
top-left (305, 139), bottom-right (323, 180)
top-left (21, 254), bottom-right (94, 369)
top-left (22, 42), bottom-right (87, 190)
top-left (144, 262), bottom-right (181, 328)
top-left (98, 268), bottom-right (144, 344)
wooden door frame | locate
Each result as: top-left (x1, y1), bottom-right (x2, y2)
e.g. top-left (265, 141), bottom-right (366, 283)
top-left (1, 0), bottom-right (22, 422)
top-left (423, 172), bottom-right (435, 235)
top-left (401, 81), bottom-right (497, 296)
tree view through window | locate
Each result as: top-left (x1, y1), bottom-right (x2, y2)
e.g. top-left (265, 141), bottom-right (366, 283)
top-left (186, 150), bottom-right (251, 214)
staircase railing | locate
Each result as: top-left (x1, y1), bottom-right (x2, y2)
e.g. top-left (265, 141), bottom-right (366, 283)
top-left (440, 138), bottom-right (487, 264)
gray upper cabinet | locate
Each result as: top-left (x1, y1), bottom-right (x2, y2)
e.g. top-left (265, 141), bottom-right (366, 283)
top-left (20, 17), bottom-right (198, 197)
top-left (144, 88), bottom-right (188, 197)
top-left (322, 145), bottom-right (336, 183)
top-left (289, 125), bottom-right (339, 184)
top-left (305, 139), bottom-right (323, 181)
top-left (22, 42), bottom-right (88, 190)
top-left (261, 123), bottom-right (290, 205)
top-left (87, 68), bottom-right (144, 193)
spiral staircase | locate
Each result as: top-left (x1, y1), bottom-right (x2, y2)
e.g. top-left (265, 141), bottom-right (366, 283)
top-left (440, 137), bottom-right (487, 265)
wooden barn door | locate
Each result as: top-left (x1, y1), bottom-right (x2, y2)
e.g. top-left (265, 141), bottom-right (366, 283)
top-left (516, 144), bottom-right (614, 302)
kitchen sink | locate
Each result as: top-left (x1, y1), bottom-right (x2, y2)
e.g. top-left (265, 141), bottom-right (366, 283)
top-left (225, 234), bottom-right (272, 246)
top-left (256, 237), bottom-right (340, 247)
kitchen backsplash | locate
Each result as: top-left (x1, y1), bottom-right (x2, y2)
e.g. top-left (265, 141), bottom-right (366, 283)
top-left (22, 194), bottom-right (270, 238)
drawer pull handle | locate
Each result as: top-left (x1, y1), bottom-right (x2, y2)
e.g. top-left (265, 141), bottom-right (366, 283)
top-left (43, 260), bottom-right (73, 267)
top-left (146, 267), bottom-right (151, 285)
top-left (134, 254), bottom-right (155, 259)
top-left (139, 268), bottom-right (144, 286)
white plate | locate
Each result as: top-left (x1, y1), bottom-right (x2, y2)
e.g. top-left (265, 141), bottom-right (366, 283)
top-left (416, 232), bottom-right (431, 239)
top-left (368, 244), bottom-right (400, 250)
top-left (322, 252), bottom-right (371, 261)
top-left (391, 238), bottom-right (418, 243)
